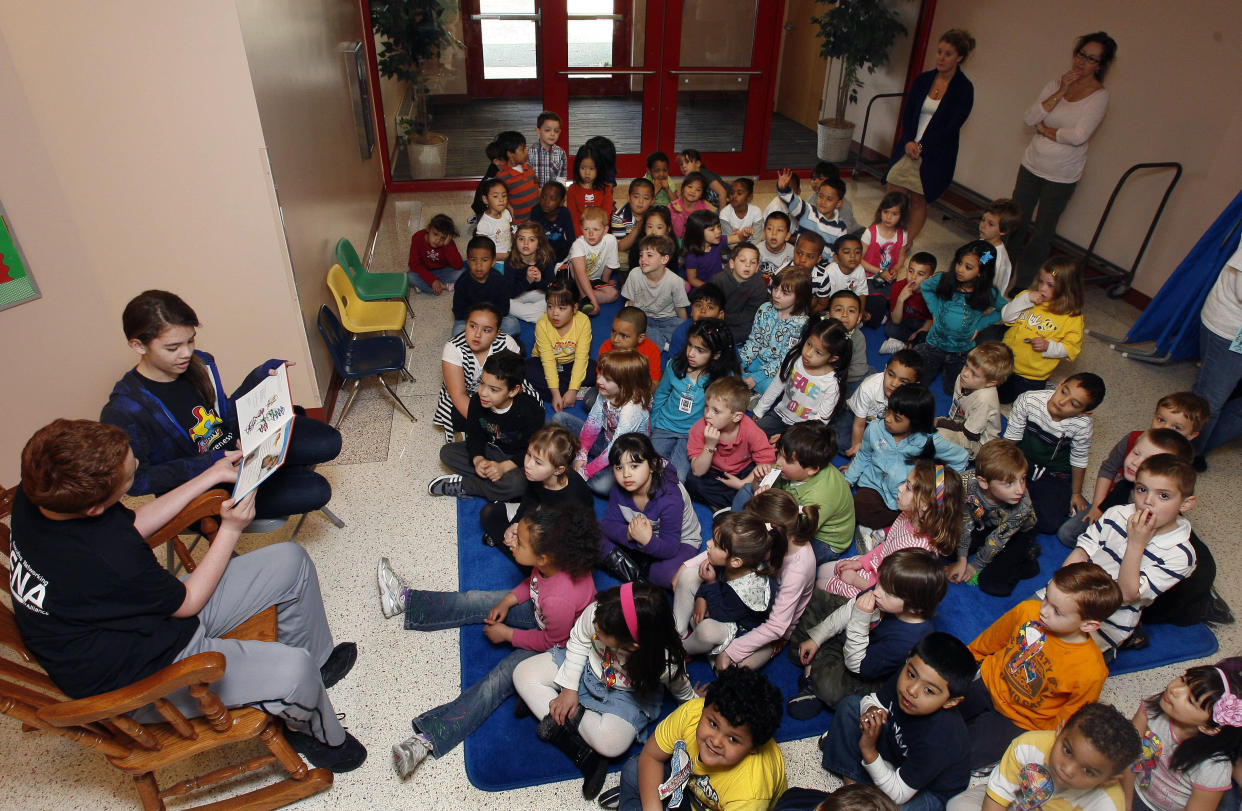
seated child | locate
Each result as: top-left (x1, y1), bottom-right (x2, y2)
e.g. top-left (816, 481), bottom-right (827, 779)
top-left (816, 235), bottom-right (869, 308)
top-left (644, 150), bottom-right (674, 207)
top-left (675, 513), bottom-right (783, 656)
top-left (842, 349), bottom-right (924, 458)
top-left (529, 181), bottom-right (576, 262)
top-left (754, 314), bottom-right (851, 440)
top-left (820, 633), bottom-right (977, 808)
top-left (451, 235), bottom-right (522, 336)
top-left (668, 282), bottom-right (726, 361)
top-left (1051, 454), bottom-right (1198, 657)
top-left (828, 289), bottom-right (870, 395)
top-left (947, 703), bottom-right (1141, 811)
top-left (552, 349), bottom-right (653, 496)
top-left (947, 439), bottom-right (1038, 597)
top-left (720, 177), bottom-right (764, 245)
top-left (627, 205), bottom-right (680, 280)
top-left (567, 206), bottom-right (621, 315)
top-left (845, 384), bottom-right (969, 531)
top-left (599, 306), bottom-right (662, 384)
top-left (773, 784), bottom-right (898, 811)
top-left (763, 172), bottom-right (798, 220)
top-left (740, 265), bottom-right (812, 396)
top-left (1003, 373), bottom-right (1104, 534)
top-left (683, 210), bottom-right (727, 288)
top-left (777, 168), bottom-right (849, 263)
top-left (878, 252), bottom-right (936, 353)
top-left (622, 233), bottom-right (690, 351)
top-left (807, 160), bottom-right (860, 231)
top-left (860, 191), bottom-right (911, 324)
top-left (787, 232), bottom-right (830, 311)
top-left (829, 458), bottom-right (963, 594)
top-left (686, 376), bottom-right (776, 510)
top-left (383, 504), bottom-right (599, 778)
top-left (1122, 659), bottom-right (1242, 811)
top-left (787, 548), bottom-right (946, 720)
top-left (977, 197), bottom-right (1021, 296)
top-left (530, 111), bottom-right (566, 186)
top-left (936, 342), bottom-right (1014, 459)
top-left (999, 257), bottom-right (1085, 404)
top-left (434, 301), bottom-right (525, 440)
top-left (717, 243), bottom-right (768, 345)
top-left (566, 143), bottom-right (615, 234)
top-left (959, 562), bottom-right (1121, 771)
top-left (478, 424), bottom-right (593, 551)
top-left (612, 177), bottom-right (656, 268)
top-left (597, 433), bottom-right (702, 588)
top-left (513, 583), bottom-right (696, 801)
top-left (475, 178), bottom-right (514, 262)
top-left (504, 220), bottom-right (558, 323)
top-left (651, 319), bottom-right (740, 481)
top-left (428, 351), bottom-right (543, 502)
top-left (408, 212), bottom-right (464, 295)
top-left (678, 148), bottom-right (730, 206)
top-left (916, 241), bottom-right (1007, 394)
top-left (469, 139), bottom-right (503, 219)
top-left (610, 665), bottom-right (786, 810)
top-left (758, 211), bottom-right (796, 284)
top-left (494, 130), bottom-right (540, 222)
top-left (526, 283), bottom-right (596, 412)
top-left (670, 172), bottom-right (714, 240)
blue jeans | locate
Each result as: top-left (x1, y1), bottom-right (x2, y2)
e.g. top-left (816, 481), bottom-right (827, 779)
top-left (550, 412), bottom-right (615, 496)
top-left (731, 483), bottom-right (756, 512)
top-left (453, 315), bottom-right (520, 338)
top-left (618, 751), bottom-right (671, 810)
top-left (404, 589), bottom-right (539, 756)
top-left (646, 316), bottom-right (685, 353)
top-left (821, 695), bottom-right (946, 811)
top-left (651, 428), bottom-right (690, 481)
top-left (408, 266), bottom-right (463, 294)
top-left (1056, 505), bottom-right (1093, 548)
top-left (254, 413), bottom-right (342, 519)
top-left (1193, 325), bottom-right (1242, 456)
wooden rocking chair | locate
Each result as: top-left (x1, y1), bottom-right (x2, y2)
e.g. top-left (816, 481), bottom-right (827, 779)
top-left (0, 486), bottom-right (333, 810)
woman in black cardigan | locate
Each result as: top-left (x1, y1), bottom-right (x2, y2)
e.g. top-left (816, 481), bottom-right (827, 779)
top-left (885, 29), bottom-right (976, 242)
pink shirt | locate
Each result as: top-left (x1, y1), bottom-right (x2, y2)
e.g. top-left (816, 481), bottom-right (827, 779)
top-left (824, 513), bottom-right (932, 598)
top-left (724, 541), bottom-right (816, 663)
top-left (687, 415), bottom-right (776, 476)
top-left (510, 569), bottom-right (597, 652)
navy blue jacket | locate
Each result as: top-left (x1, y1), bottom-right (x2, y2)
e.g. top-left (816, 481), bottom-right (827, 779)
top-left (887, 69), bottom-right (974, 203)
top-left (697, 570), bottom-right (774, 633)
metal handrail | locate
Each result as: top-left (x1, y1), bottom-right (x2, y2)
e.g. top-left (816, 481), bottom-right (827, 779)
top-left (852, 92), bottom-right (904, 181)
top-left (1079, 162), bottom-right (1183, 298)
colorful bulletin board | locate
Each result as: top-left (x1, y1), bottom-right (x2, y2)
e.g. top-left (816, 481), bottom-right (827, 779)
top-left (0, 201), bottom-right (40, 311)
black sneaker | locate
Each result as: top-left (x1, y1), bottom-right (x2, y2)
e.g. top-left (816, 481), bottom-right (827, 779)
top-left (283, 729), bottom-right (368, 773)
top-left (1204, 590), bottom-right (1235, 626)
top-left (1194, 455), bottom-right (1208, 472)
top-left (786, 687), bottom-right (826, 721)
top-left (597, 786), bottom-right (621, 809)
top-left (320, 642), bottom-right (357, 689)
top-left (1119, 626), bottom-right (1150, 651)
top-left (428, 474), bottom-right (467, 498)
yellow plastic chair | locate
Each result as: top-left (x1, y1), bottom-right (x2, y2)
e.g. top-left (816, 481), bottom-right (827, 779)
top-left (326, 264), bottom-right (412, 347)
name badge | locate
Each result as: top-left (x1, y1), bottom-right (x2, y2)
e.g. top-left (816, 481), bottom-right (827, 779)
top-left (678, 394), bottom-right (694, 414)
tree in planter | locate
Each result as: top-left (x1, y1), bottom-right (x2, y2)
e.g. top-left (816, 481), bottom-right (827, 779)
top-left (372, 0), bottom-right (462, 143)
top-left (813, 0), bottom-right (907, 128)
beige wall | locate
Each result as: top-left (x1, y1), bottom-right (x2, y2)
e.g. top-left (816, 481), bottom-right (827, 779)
top-left (235, 0), bottom-right (385, 399)
top-left (842, 0), bottom-right (920, 157)
top-left (910, 0), bottom-right (1242, 295)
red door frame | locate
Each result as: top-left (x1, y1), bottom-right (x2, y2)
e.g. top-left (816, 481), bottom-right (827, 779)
top-left (460, 0), bottom-right (542, 98)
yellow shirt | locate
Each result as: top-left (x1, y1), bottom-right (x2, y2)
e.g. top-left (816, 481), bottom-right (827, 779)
top-left (1003, 298), bottom-right (1083, 381)
top-left (534, 310), bottom-right (593, 390)
top-left (986, 730), bottom-right (1124, 810)
top-left (653, 698), bottom-right (787, 811)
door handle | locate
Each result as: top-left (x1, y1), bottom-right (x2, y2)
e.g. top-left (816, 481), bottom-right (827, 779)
top-left (470, 13), bottom-right (541, 21)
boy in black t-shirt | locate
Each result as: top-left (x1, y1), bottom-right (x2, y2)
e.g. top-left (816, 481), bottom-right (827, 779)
top-left (429, 351), bottom-right (545, 502)
top-left (820, 632), bottom-right (976, 808)
top-left (10, 419), bottom-right (365, 772)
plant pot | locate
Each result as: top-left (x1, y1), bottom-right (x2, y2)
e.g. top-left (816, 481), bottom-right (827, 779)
top-left (817, 119), bottom-right (855, 164)
top-left (405, 132), bottom-right (448, 179)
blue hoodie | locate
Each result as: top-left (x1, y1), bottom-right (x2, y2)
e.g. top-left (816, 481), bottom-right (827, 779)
top-left (845, 418), bottom-right (969, 509)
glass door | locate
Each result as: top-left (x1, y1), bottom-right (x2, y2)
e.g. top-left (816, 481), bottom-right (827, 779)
top-left (462, 0), bottom-right (542, 97)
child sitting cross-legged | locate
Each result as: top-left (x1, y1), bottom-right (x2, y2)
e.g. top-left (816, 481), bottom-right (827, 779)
top-left (513, 582), bottom-right (696, 801)
top-left (958, 562), bottom-right (1122, 771)
top-left (935, 342), bottom-right (1014, 460)
top-left (946, 439), bottom-right (1039, 598)
top-left (382, 504), bottom-right (599, 780)
top-left (604, 665), bottom-right (787, 810)
top-left (407, 212), bottom-right (464, 296)
top-left (530, 181), bottom-right (575, 262)
top-left (820, 633), bottom-right (978, 808)
top-left (452, 235), bottom-right (523, 336)
top-left (612, 178), bottom-right (656, 268)
top-left (786, 548), bottom-right (947, 721)
top-left (672, 512), bottom-right (784, 657)
top-left (433, 301), bottom-right (526, 441)
top-left (428, 350), bottom-right (544, 502)
top-left (720, 177), bottom-right (764, 245)
top-left (753, 313), bottom-right (852, 441)
top-left (567, 206), bottom-right (621, 315)
top-left (621, 233), bottom-right (689, 351)
top-left (504, 220), bottom-right (558, 323)
top-left (527, 282), bottom-right (596, 412)
top-left (739, 265), bottom-right (812, 396)
top-left (947, 702), bottom-right (1142, 811)
top-left (685, 376), bottom-right (776, 511)
top-left (840, 349), bottom-right (924, 459)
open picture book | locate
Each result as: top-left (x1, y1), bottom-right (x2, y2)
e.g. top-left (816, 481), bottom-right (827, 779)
top-left (232, 363), bottom-right (294, 500)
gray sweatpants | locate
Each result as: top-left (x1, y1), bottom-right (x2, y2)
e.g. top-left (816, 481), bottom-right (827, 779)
top-left (140, 542), bottom-right (345, 746)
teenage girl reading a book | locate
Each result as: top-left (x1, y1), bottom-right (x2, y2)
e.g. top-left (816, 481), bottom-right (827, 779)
top-left (101, 289), bottom-right (342, 519)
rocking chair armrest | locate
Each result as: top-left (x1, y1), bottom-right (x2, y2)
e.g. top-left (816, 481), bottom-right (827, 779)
top-left (143, 489), bottom-right (230, 551)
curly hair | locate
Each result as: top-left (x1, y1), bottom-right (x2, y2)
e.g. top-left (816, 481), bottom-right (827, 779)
top-left (21, 420), bottom-right (132, 513)
top-left (525, 504), bottom-right (599, 578)
top-left (1063, 703), bottom-right (1142, 774)
top-left (703, 665), bottom-right (783, 746)
top-left (906, 459), bottom-right (964, 556)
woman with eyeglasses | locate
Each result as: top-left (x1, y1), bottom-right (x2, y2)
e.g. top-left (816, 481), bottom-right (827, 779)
top-left (1007, 32), bottom-right (1117, 294)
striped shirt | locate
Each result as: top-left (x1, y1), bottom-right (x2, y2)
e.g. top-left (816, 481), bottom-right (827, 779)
top-left (496, 163), bottom-right (541, 223)
top-left (1003, 389), bottom-right (1093, 472)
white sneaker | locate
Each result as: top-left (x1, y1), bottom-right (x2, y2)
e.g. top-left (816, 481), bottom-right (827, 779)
top-left (879, 338), bottom-right (906, 354)
top-left (377, 557), bottom-right (409, 619)
top-left (392, 732), bottom-right (433, 779)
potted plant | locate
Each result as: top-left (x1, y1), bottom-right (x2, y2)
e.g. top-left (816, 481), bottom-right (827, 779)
top-left (812, 0), bottom-right (907, 163)
top-left (372, 0), bottom-right (462, 179)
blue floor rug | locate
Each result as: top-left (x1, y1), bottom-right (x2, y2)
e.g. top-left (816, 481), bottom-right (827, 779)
top-left (453, 310), bottom-right (1218, 792)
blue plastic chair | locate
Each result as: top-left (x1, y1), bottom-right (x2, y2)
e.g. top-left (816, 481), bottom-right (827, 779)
top-left (317, 305), bottom-right (416, 428)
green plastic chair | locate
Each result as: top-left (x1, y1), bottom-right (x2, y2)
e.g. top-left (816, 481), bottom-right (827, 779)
top-left (335, 237), bottom-right (413, 317)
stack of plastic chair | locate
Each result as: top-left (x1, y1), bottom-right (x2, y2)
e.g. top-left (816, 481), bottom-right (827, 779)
top-left (335, 237), bottom-right (413, 318)
top-left (326, 263), bottom-right (412, 347)
top-left (317, 304), bottom-right (416, 428)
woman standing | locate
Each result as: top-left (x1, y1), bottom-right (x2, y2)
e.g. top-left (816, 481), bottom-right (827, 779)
top-left (885, 29), bottom-right (976, 244)
top-left (101, 290), bottom-right (341, 519)
top-left (1192, 239), bottom-right (1242, 468)
top-left (1008, 32), bottom-right (1116, 293)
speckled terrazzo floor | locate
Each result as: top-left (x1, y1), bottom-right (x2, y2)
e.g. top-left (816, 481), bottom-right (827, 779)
top-left (2, 178), bottom-right (1239, 809)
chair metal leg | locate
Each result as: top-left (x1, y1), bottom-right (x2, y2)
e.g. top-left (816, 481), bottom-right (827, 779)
top-left (319, 506), bottom-right (346, 528)
top-left (402, 296), bottom-right (415, 319)
top-left (380, 375), bottom-right (418, 423)
top-left (400, 326), bottom-right (414, 348)
top-left (334, 379), bottom-right (362, 428)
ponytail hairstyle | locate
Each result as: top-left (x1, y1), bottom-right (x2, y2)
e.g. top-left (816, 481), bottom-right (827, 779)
top-left (684, 209), bottom-right (722, 256)
top-left (524, 504), bottom-right (600, 578)
top-left (779, 314), bottom-right (851, 420)
top-left (122, 290), bottom-right (214, 404)
top-left (743, 488), bottom-right (819, 548)
top-left (712, 512), bottom-right (786, 578)
top-left (903, 458), bottom-right (965, 555)
top-left (1142, 658), bottom-right (1242, 774)
top-left (934, 240), bottom-right (998, 311)
top-left (1031, 256), bottom-right (1084, 316)
top-left (670, 318), bottom-right (741, 381)
top-left (593, 583), bottom-right (686, 694)
top-left (506, 220), bottom-right (556, 273)
top-left (527, 423), bottom-right (579, 482)
top-left (607, 432), bottom-right (667, 502)
top-left (872, 190), bottom-right (910, 230)
top-left (596, 349), bottom-right (654, 409)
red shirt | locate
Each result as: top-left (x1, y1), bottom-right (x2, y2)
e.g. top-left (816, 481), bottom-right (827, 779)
top-left (888, 278), bottom-right (932, 322)
top-left (407, 229), bottom-right (463, 287)
top-left (566, 184), bottom-right (615, 236)
top-left (599, 337), bottom-right (662, 383)
top-left (497, 163), bottom-right (541, 223)
top-left (687, 415), bottom-right (776, 475)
